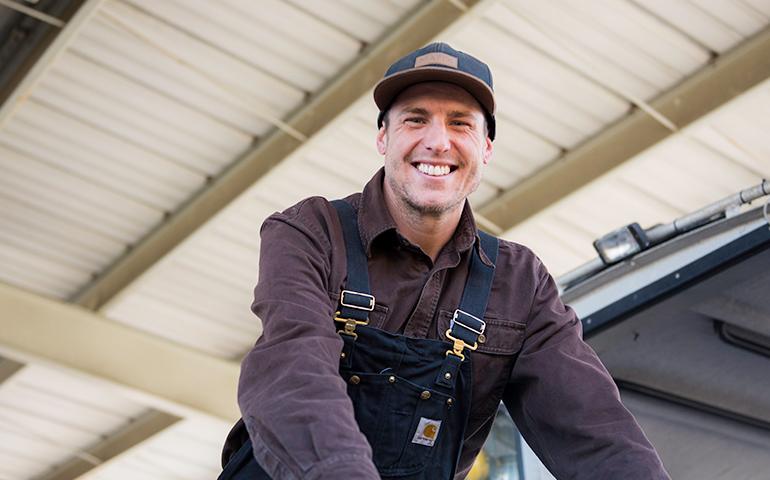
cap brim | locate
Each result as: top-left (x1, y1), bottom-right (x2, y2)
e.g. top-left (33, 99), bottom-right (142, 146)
top-left (373, 66), bottom-right (495, 117)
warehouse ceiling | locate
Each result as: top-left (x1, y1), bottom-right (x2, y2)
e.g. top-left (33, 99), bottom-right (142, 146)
top-left (1, 0), bottom-right (770, 478)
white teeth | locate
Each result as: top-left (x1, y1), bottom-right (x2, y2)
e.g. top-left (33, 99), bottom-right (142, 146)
top-left (417, 163), bottom-right (450, 176)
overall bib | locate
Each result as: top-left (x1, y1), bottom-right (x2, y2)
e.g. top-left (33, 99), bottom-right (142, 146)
top-left (219, 200), bottom-right (498, 479)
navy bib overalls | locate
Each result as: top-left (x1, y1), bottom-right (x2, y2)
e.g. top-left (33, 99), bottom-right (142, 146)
top-left (219, 200), bottom-right (498, 479)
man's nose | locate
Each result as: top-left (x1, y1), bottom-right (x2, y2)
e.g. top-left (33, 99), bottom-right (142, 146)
top-left (422, 121), bottom-right (451, 153)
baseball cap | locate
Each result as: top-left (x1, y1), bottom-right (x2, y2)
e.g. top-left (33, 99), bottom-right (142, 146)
top-left (373, 42), bottom-right (496, 140)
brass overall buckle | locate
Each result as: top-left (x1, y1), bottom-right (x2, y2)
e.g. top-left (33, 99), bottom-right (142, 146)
top-left (444, 329), bottom-right (478, 361)
top-left (334, 314), bottom-right (369, 339)
top-left (334, 290), bottom-right (374, 339)
top-left (445, 310), bottom-right (485, 361)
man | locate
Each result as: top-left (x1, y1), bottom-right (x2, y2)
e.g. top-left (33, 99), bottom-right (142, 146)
top-left (219, 43), bottom-right (669, 479)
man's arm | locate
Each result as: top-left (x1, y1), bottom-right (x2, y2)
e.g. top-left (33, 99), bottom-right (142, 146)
top-left (503, 259), bottom-right (669, 479)
top-left (237, 198), bottom-right (379, 479)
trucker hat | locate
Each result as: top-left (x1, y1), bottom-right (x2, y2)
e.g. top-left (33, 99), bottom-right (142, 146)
top-left (374, 42), bottom-right (496, 140)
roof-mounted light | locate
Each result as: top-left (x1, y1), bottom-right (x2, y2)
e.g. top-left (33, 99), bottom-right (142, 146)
top-left (593, 223), bottom-right (650, 265)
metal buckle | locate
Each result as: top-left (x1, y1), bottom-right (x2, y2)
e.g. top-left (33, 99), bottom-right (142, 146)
top-left (340, 290), bottom-right (375, 312)
top-left (450, 309), bottom-right (486, 335)
top-left (445, 310), bottom-right (484, 361)
top-left (445, 329), bottom-right (479, 361)
top-left (334, 312), bottom-right (369, 339)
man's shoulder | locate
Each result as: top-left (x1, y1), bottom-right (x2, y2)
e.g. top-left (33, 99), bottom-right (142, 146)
top-left (488, 235), bottom-right (548, 284)
top-left (266, 193), bottom-right (362, 224)
top-left (492, 236), bottom-right (541, 266)
top-left (260, 193), bottom-right (363, 246)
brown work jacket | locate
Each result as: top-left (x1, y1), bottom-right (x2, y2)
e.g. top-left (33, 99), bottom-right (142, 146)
top-left (227, 168), bottom-right (669, 479)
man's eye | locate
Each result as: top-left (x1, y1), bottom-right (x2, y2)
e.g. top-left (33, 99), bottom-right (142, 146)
top-left (405, 118), bottom-right (425, 124)
top-left (450, 120), bottom-right (470, 127)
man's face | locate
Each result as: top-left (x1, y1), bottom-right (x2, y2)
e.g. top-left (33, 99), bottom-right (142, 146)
top-left (376, 82), bottom-right (493, 219)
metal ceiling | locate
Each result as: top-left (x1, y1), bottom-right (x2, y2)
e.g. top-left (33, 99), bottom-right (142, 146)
top-left (1, 0), bottom-right (770, 478)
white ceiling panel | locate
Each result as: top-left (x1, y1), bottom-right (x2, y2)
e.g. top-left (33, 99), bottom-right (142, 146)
top-left (102, 0), bottom-right (304, 112)
top-left (287, 0), bottom-right (421, 43)
top-left (72, 16), bottom-right (272, 137)
top-left (13, 99), bottom-right (208, 189)
top-left (123, 0), bottom-right (320, 94)
top-left (690, 0), bottom-right (769, 34)
top-left (0, 146), bottom-right (164, 238)
top-left (83, 417), bottom-right (230, 480)
top-left (636, 0), bottom-right (747, 53)
top-left (1, 123), bottom-right (180, 212)
top-left (0, 197), bottom-right (124, 261)
top-left (0, 244), bottom-right (91, 299)
top-left (47, 57), bottom-right (243, 162)
top-left (0, 365), bottom-right (147, 480)
top-left (689, 87), bottom-right (770, 177)
top-left (473, 0), bottom-right (768, 114)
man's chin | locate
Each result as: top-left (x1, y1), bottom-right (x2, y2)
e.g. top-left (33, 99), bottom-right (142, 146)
top-left (406, 199), bottom-right (458, 217)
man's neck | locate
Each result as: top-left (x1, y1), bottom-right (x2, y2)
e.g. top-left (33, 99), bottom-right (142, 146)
top-left (387, 201), bottom-right (462, 262)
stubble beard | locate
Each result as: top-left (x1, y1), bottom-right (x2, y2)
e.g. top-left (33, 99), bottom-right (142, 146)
top-left (387, 169), bottom-right (474, 220)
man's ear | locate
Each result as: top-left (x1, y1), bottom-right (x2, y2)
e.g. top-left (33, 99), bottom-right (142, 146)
top-left (482, 136), bottom-right (493, 165)
top-left (376, 127), bottom-right (388, 155)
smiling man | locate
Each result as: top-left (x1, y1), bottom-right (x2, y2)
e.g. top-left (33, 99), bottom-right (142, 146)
top-left (219, 43), bottom-right (670, 480)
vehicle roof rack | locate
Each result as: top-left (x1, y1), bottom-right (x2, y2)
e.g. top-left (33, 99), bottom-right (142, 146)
top-left (558, 180), bottom-right (770, 292)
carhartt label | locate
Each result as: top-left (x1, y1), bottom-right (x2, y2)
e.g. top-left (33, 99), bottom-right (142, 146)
top-left (412, 418), bottom-right (441, 446)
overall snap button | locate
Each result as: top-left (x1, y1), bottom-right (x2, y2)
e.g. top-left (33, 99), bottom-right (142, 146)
top-left (388, 375), bottom-right (396, 384)
top-left (420, 390), bottom-right (431, 400)
top-left (447, 398), bottom-right (453, 406)
top-left (444, 372), bottom-right (452, 380)
top-left (349, 375), bottom-right (360, 384)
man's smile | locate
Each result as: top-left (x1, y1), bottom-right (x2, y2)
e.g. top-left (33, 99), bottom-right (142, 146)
top-left (413, 162), bottom-right (456, 177)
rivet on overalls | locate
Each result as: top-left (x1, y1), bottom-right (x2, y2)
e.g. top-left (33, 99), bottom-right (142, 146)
top-left (447, 398), bottom-right (453, 406)
top-left (349, 375), bottom-right (361, 384)
top-left (478, 333), bottom-right (486, 344)
top-left (388, 375), bottom-right (396, 384)
top-left (340, 352), bottom-right (346, 359)
top-left (444, 372), bottom-right (452, 380)
top-left (420, 390), bottom-right (431, 400)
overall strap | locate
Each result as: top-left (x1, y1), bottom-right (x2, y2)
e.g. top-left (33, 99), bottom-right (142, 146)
top-left (445, 231), bottom-right (499, 360)
top-left (330, 200), bottom-right (374, 326)
top-left (459, 231), bottom-right (498, 319)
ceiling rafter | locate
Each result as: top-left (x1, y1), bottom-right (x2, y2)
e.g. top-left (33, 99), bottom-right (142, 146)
top-left (0, 355), bottom-right (24, 384)
top-left (0, 282), bottom-right (240, 421)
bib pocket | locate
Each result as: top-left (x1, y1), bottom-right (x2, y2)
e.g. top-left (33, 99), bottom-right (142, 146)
top-left (342, 371), bottom-right (452, 476)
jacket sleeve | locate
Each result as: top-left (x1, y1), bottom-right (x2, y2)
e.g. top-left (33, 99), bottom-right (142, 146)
top-left (237, 198), bottom-right (380, 479)
top-left (503, 259), bottom-right (670, 479)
